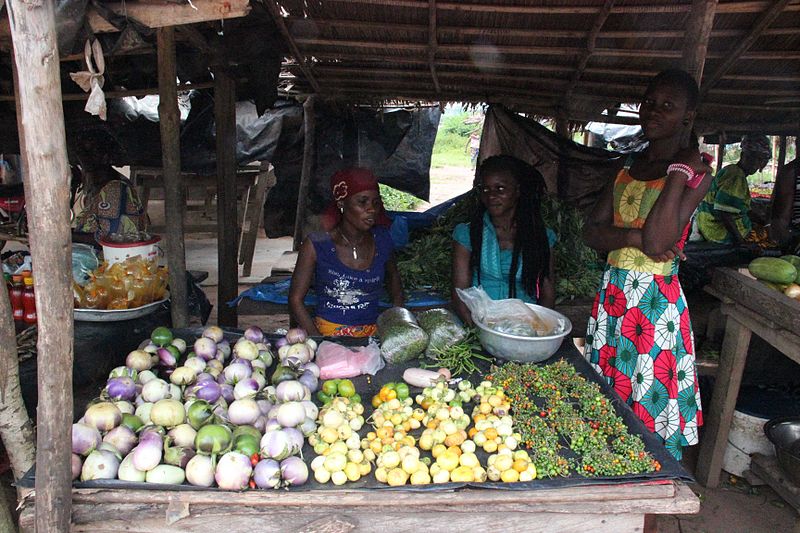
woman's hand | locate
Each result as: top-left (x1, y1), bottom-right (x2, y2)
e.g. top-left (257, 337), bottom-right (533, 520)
top-left (647, 245), bottom-right (687, 263)
top-left (673, 148), bottom-right (713, 175)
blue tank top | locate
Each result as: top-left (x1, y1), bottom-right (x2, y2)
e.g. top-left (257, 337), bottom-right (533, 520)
top-left (310, 226), bottom-right (394, 325)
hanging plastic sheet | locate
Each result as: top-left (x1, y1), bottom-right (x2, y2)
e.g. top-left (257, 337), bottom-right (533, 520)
top-left (480, 106), bottom-right (622, 209)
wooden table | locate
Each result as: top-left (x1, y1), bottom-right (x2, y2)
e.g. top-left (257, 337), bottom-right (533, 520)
top-left (18, 479), bottom-right (698, 532)
top-left (131, 165), bottom-right (276, 277)
top-left (696, 267), bottom-right (800, 488)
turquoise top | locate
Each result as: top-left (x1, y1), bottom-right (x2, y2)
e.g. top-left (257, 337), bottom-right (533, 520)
top-left (453, 212), bottom-right (557, 303)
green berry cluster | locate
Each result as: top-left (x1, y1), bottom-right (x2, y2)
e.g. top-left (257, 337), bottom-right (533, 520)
top-left (487, 361), bottom-right (661, 478)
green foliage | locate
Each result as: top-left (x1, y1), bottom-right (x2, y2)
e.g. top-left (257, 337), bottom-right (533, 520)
top-left (540, 196), bottom-right (604, 303)
top-left (379, 184), bottom-right (421, 212)
top-left (431, 112), bottom-right (474, 168)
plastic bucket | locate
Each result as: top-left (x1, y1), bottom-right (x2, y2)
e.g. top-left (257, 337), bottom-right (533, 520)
top-left (722, 409), bottom-right (774, 477)
top-left (99, 235), bottom-right (161, 265)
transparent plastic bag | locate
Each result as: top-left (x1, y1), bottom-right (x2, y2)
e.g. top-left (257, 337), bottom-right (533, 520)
top-left (417, 308), bottom-right (467, 359)
top-left (377, 307), bottom-right (429, 364)
top-left (72, 244), bottom-right (100, 286)
top-left (316, 341), bottom-right (384, 380)
top-left (456, 286), bottom-right (558, 337)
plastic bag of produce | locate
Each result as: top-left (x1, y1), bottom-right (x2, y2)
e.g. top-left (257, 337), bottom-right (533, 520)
top-left (417, 308), bottom-right (467, 359)
top-left (377, 307), bottom-right (429, 364)
top-left (456, 286), bottom-right (560, 337)
top-left (316, 341), bottom-right (384, 379)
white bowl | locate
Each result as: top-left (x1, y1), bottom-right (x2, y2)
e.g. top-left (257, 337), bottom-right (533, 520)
top-left (474, 304), bottom-right (572, 363)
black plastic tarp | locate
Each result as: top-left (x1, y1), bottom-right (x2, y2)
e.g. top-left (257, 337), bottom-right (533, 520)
top-left (19, 328), bottom-right (690, 491)
top-left (311, 103), bottom-right (441, 204)
top-left (480, 106), bottom-right (623, 209)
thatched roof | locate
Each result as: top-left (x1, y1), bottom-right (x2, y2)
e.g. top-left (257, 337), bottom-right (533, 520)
top-left (273, 0), bottom-right (800, 135)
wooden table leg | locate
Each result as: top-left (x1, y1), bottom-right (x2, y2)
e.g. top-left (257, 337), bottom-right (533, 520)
top-left (696, 315), bottom-right (752, 487)
top-left (238, 163), bottom-right (273, 277)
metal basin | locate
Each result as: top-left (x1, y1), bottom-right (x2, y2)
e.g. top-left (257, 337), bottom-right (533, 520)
top-left (764, 417), bottom-right (800, 485)
top-left (474, 304), bottom-right (572, 363)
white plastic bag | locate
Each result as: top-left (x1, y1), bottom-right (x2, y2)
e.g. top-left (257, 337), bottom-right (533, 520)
top-left (456, 286), bottom-right (558, 337)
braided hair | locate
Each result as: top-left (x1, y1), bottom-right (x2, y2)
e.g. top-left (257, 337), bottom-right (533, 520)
top-left (468, 155), bottom-right (551, 299)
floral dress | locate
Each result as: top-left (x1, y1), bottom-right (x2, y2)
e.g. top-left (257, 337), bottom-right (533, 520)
top-left (584, 162), bottom-right (703, 460)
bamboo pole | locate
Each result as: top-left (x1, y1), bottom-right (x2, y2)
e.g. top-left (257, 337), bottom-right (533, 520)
top-left (293, 96), bottom-right (316, 251)
top-left (7, 0), bottom-right (74, 529)
top-left (214, 67), bottom-right (238, 328)
top-left (157, 27), bottom-right (189, 328)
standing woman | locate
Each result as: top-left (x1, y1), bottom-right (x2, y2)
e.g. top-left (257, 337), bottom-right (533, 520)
top-left (452, 155), bottom-right (556, 326)
top-left (583, 70), bottom-right (713, 460)
top-left (289, 168), bottom-right (404, 337)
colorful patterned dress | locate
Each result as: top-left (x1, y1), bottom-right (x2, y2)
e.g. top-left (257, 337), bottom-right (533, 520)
top-left (584, 162), bottom-right (703, 460)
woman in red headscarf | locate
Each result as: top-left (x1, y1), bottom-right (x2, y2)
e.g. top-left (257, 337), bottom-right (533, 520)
top-left (289, 168), bottom-right (404, 337)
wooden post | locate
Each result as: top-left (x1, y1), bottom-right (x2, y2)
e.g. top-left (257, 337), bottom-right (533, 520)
top-left (716, 132), bottom-right (726, 173)
top-left (777, 135), bottom-right (787, 168)
top-left (681, 0), bottom-right (718, 147)
top-left (681, 0), bottom-right (718, 83)
top-left (696, 315), bottom-right (752, 487)
top-left (215, 67), bottom-right (238, 327)
top-left (157, 27), bottom-right (189, 327)
top-left (7, 0), bottom-right (74, 529)
top-left (0, 54), bottom-right (36, 486)
top-left (293, 95), bottom-right (316, 251)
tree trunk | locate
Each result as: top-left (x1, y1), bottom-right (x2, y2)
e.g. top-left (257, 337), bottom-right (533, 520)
top-left (8, 0), bottom-right (75, 530)
top-left (0, 284), bottom-right (36, 486)
top-left (0, 493), bottom-right (16, 533)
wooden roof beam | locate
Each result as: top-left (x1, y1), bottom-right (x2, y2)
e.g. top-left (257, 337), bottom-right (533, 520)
top-left (265, 0), bottom-right (320, 93)
top-left (701, 0), bottom-right (793, 97)
top-left (85, 0), bottom-right (251, 33)
top-left (559, 0), bottom-right (615, 114)
top-left (304, 73), bottom-right (800, 99)
top-left (176, 24), bottom-right (212, 55)
top-left (290, 37), bottom-right (800, 59)
top-left (296, 59), bottom-right (800, 84)
top-left (283, 16), bottom-right (800, 40)
top-left (681, 0), bottom-right (719, 83)
top-left (428, 0), bottom-right (440, 93)
top-left (315, 0), bottom-right (800, 15)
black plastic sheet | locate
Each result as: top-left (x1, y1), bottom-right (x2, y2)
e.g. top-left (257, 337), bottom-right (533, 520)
top-left (480, 106), bottom-right (622, 209)
top-left (20, 329), bottom-right (691, 491)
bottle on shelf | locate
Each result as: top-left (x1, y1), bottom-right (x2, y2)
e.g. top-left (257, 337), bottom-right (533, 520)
top-left (10, 275), bottom-right (24, 321)
top-left (22, 276), bottom-right (36, 324)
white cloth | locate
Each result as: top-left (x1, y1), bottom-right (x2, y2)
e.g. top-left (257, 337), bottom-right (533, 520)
top-left (69, 39), bottom-right (107, 121)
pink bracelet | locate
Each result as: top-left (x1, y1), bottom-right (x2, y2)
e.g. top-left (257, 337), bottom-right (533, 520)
top-left (667, 163), bottom-right (693, 181)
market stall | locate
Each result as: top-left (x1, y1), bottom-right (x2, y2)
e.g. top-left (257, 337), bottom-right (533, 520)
top-left (697, 266), bottom-right (800, 488)
top-left (16, 319), bottom-right (698, 532)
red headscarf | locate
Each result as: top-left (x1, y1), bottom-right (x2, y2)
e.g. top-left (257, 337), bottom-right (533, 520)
top-left (320, 167), bottom-right (392, 231)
